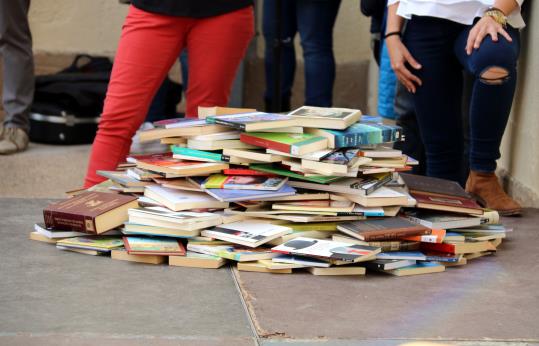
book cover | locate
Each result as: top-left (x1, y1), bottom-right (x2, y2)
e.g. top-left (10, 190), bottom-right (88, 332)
top-left (337, 217), bottom-right (431, 242)
top-left (43, 192), bottom-right (138, 234)
top-left (271, 237), bottom-right (380, 263)
top-left (412, 191), bottom-right (483, 215)
top-left (404, 210), bottom-right (482, 229)
top-left (272, 254), bottom-right (331, 268)
top-left (307, 122), bottom-right (402, 149)
top-left (384, 261), bottom-right (445, 276)
top-left (287, 106), bottom-right (361, 129)
top-left (204, 184), bottom-right (296, 202)
top-left (223, 167), bottom-right (277, 176)
top-left (154, 118), bottom-right (206, 129)
top-left (203, 174), bottom-right (287, 191)
top-left (144, 186), bottom-right (229, 211)
top-left (240, 132), bottom-right (327, 155)
top-left (206, 112), bottom-right (297, 131)
top-left (363, 259), bottom-right (417, 271)
top-left (56, 236), bottom-right (124, 252)
top-left (171, 147), bottom-right (229, 163)
top-left (400, 173), bottom-right (470, 199)
top-left (169, 251), bottom-right (227, 268)
top-left (186, 244), bottom-right (277, 261)
top-left (375, 251), bottom-right (427, 261)
top-left (201, 221), bottom-right (292, 247)
top-left (123, 236), bottom-right (186, 255)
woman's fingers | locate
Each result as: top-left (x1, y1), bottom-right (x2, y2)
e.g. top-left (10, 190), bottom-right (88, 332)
top-left (499, 27), bottom-right (513, 42)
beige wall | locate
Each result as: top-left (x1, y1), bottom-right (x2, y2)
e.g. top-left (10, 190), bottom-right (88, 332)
top-left (29, 0), bottom-right (127, 55)
top-left (498, 2), bottom-right (539, 207)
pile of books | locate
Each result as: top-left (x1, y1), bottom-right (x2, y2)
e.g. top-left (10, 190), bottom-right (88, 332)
top-left (30, 106), bottom-right (509, 277)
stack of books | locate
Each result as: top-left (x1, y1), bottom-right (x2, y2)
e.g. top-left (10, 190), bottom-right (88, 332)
top-left (29, 106), bottom-right (509, 277)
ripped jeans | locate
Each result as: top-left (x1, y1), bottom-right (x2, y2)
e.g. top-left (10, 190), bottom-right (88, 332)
top-left (403, 16), bottom-right (520, 182)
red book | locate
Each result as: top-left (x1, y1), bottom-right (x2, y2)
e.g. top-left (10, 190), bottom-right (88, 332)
top-left (223, 168), bottom-right (276, 176)
top-left (420, 241), bottom-right (493, 254)
top-left (412, 191), bottom-right (483, 215)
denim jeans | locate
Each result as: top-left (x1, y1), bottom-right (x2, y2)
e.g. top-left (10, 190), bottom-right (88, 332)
top-left (403, 16), bottom-right (520, 182)
top-left (263, 0), bottom-right (341, 110)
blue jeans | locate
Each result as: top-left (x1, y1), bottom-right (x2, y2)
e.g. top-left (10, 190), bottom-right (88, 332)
top-left (263, 0), bottom-right (341, 109)
top-left (404, 16), bottom-right (520, 182)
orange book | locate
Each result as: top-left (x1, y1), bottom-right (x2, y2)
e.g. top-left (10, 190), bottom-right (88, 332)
top-left (403, 229), bottom-right (446, 243)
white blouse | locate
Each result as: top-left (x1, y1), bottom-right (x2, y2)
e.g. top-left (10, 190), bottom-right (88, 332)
top-left (388, 0), bottom-right (526, 28)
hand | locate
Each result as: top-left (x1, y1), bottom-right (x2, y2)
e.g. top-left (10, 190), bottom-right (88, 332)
top-left (465, 16), bottom-right (512, 55)
top-left (385, 36), bottom-right (422, 93)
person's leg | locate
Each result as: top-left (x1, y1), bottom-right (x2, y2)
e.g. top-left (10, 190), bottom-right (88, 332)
top-left (263, 0), bottom-right (297, 112)
top-left (455, 25), bottom-right (521, 214)
top-left (296, 0), bottom-right (341, 107)
top-left (403, 16), bottom-right (464, 183)
top-left (185, 6), bottom-right (254, 117)
top-left (84, 6), bottom-right (187, 187)
top-left (0, 0), bottom-right (33, 154)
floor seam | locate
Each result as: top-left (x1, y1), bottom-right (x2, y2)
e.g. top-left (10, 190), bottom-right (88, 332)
top-left (229, 266), bottom-right (262, 346)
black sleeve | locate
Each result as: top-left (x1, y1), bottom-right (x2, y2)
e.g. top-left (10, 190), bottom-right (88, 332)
top-left (360, 0), bottom-right (386, 18)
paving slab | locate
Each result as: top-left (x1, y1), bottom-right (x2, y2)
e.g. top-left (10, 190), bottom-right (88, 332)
top-left (236, 210), bottom-right (539, 342)
top-left (0, 198), bottom-right (254, 342)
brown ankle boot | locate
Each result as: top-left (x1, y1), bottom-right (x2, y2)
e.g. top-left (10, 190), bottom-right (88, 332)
top-left (465, 171), bottom-right (522, 216)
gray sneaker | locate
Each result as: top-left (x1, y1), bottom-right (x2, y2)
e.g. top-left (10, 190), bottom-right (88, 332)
top-left (0, 127), bottom-right (29, 155)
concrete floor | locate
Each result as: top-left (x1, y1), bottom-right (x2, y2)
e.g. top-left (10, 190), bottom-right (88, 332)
top-left (1, 198), bottom-right (538, 346)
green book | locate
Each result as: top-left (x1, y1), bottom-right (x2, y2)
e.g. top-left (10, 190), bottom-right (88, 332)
top-left (171, 146), bottom-right (229, 163)
top-left (249, 164), bottom-right (342, 184)
top-left (239, 132), bottom-right (328, 155)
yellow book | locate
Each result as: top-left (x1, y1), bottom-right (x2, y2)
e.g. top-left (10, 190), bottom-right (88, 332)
top-left (29, 231), bottom-right (58, 244)
top-left (237, 262), bottom-right (292, 274)
top-left (111, 249), bottom-right (166, 265)
top-left (169, 251), bottom-right (227, 269)
top-left (307, 266), bottom-right (366, 276)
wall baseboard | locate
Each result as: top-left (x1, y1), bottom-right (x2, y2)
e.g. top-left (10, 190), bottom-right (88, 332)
top-left (498, 168), bottom-right (539, 208)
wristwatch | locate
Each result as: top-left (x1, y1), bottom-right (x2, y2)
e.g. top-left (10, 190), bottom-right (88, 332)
top-left (484, 7), bottom-right (508, 27)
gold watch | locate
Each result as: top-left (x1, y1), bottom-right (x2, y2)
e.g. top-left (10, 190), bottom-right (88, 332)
top-left (484, 7), bottom-right (508, 27)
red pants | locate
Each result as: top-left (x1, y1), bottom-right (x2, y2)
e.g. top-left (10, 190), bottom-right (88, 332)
top-left (84, 5), bottom-right (254, 187)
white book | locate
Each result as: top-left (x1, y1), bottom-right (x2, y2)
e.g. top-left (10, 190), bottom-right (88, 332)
top-left (144, 185), bottom-right (229, 211)
top-left (272, 254), bottom-right (330, 268)
top-left (201, 221), bottom-right (292, 248)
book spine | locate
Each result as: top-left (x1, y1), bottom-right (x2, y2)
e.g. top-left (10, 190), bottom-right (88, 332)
top-left (43, 209), bottom-right (96, 234)
top-left (240, 134), bottom-right (291, 153)
top-left (420, 242), bottom-right (456, 254)
top-left (290, 137), bottom-right (325, 155)
top-left (362, 228), bottom-right (431, 242)
top-left (213, 118), bottom-right (245, 130)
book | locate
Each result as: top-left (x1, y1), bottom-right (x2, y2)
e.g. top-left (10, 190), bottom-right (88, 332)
top-left (128, 207), bottom-right (221, 230)
top-left (412, 191), bottom-right (483, 215)
top-left (123, 236), bottom-right (186, 256)
top-left (223, 167), bottom-right (277, 176)
top-left (154, 178), bottom-right (204, 192)
top-left (287, 106), bottom-right (361, 129)
top-left (301, 150), bottom-right (371, 175)
top-left (359, 147), bottom-right (402, 158)
top-left (340, 186), bottom-right (409, 207)
top-left (56, 236), bottom-right (124, 252)
top-left (423, 251), bottom-right (462, 262)
top-left (202, 174), bottom-right (287, 191)
top-left (383, 262), bottom-right (445, 276)
top-left (111, 249), bottom-right (167, 264)
top-left (271, 254), bottom-right (331, 268)
top-left (240, 132), bottom-right (328, 156)
top-left (171, 147), bottom-right (230, 163)
top-left (187, 138), bottom-right (257, 151)
top-left (337, 217), bottom-right (431, 241)
top-left (256, 192), bottom-right (330, 201)
top-left (403, 210), bottom-right (482, 229)
top-left (249, 164), bottom-right (342, 184)
top-left (331, 234), bottom-right (421, 252)
top-left (203, 184), bottom-right (296, 202)
top-left (198, 106), bottom-right (257, 119)
top-left (403, 229), bottom-right (446, 243)
top-left (96, 170), bottom-right (152, 187)
top-left (126, 167), bottom-right (161, 181)
top-left (153, 117), bottom-right (206, 129)
top-left (201, 221), bottom-right (292, 248)
top-left (206, 112), bottom-right (298, 131)
top-left (363, 259), bottom-right (417, 271)
top-left (186, 244), bottom-right (277, 262)
top-left (123, 223), bottom-right (200, 238)
top-left (271, 203), bottom-right (355, 213)
top-left (144, 186), bottom-right (229, 211)
top-left (169, 251), bottom-right (227, 269)
top-left (29, 231), bottom-right (59, 244)
top-left (376, 251), bottom-right (427, 261)
top-left (139, 124), bottom-right (228, 142)
top-left (420, 241), bottom-right (494, 254)
top-left (56, 246), bottom-right (104, 256)
top-left (136, 156), bottom-right (228, 178)
top-left (306, 122), bottom-right (402, 149)
top-left (271, 237), bottom-right (381, 264)
top-left (43, 192), bottom-right (138, 234)
top-left (258, 259), bottom-right (308, 270)
top-left (400, 173), bottom-right (470, 199)
top-left (223, 148), bottom-right (284, 163)
top-left (34, 222), bottom-right (87, 239)
top-left (191, 131), bottom-right (241, 141)
top-left (307, 266), bottom-right (366, 276)
top-left (288, 175), bottom-right (391, 197)
top-left (237, 262), bottom-right (292, 274)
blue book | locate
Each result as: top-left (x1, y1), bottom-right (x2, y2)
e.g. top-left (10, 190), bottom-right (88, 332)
top-left (307, 122), bottom-right (403, 149)
top-left (375, 251), bottom-right (426, 261)
top-left (204, 184), bottom-right (296, 202)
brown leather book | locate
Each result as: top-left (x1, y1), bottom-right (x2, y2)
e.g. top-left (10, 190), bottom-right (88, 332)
top-left (400, 173), bottom-right (470, 199)
top-left (43, 192), bottom-right (138, 234)
top-left (336, 217), bottom-right (431, 242)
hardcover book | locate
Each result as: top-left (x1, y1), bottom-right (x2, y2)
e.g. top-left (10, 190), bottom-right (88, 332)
top-left (240, 132), bottom-right (328, 155)
top-left (201, 221), bottom-right (292, 247)
top-left (123, 236), bottom-right (186, 256)
top-left (306, 122), bottom-right (402, 149)
top-left (271, 237), bottom-right (381, 263)
top-left (287, 106), bottom-right (361, 130)
top-left (400, 173), bottom-right (471, 199)
top-left (206, 112), bottom-right (298, 131)
top-left (43, 192), bottom-right (138, 234)
top-left (337, 217), bottom-right (431, 241)
top-left (412, 191), bottom-right (483, 215)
